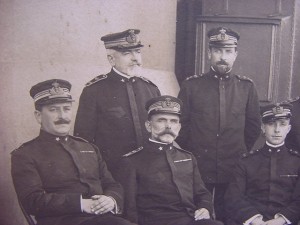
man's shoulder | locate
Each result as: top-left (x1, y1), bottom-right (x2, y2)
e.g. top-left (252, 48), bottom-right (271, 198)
top-left (137, 76), bottom-right (159, 88)
top-left (288, 96), bottom-right (300, 105)
top-left (287, 148), bottom-right (300, 158)
top-left (184, 74), bottom-right (206, 82)
top-left (11, 138), bottom-right (38, 155)
top-left (233, 74), bottom-right (254, 83)
top-left (85, 74), bottom-right (108, 87)
top-left (241, 149), bottom-right (260, 159)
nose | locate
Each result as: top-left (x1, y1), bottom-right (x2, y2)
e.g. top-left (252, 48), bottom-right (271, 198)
top-left (165, 121), bottom-right (172, 129)
top-left (57, 109), bottom-right (67, 119)
top-left (274, 124), bottom-right (280, 133)
top-left (131, 52), bottom-right (140, 62)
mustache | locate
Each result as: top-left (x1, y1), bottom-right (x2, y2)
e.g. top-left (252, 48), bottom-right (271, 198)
top-left (216, 60), bottom-right (228, 66)
top-left (158, 130), bottom-right (177, 138)
top-left (54, 119), bottom-right (71, 125)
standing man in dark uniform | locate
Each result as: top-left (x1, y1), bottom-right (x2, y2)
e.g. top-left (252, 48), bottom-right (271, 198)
top-left (116, 95), bottom-right (223, 225)
top-left (225, 103), bottom-right (300, 225)
top-left (286, 97), bottom-right (300, 150)
top-left (177, 27), bottom-right (261, 222)
top-left (74, 29), bottom-right (161, 176)
top-left (11, 79), bottom-right (134, 225)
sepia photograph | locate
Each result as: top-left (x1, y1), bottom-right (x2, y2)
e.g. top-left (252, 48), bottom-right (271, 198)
top-left (0, 0), bottom-right (300, 225)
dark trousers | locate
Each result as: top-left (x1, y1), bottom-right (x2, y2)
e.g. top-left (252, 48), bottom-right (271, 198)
top-left (141, 216), bottom-right (223, 225)
top-left (205, 183), bottom-right (229, 223)
top-left (80, 214), bottom-right (135, 225)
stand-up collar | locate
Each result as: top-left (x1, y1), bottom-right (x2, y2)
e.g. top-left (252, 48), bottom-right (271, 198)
top-left (261, 142), bottom-right (286, 156)
top-left (111, 68), bottom-right (138, 83)
top-left (148, 139), bottom-right (174, 151)
top-left (38, 129), bottom-right (69, 143)
top-left (210, 67), bottom-right (231, 80)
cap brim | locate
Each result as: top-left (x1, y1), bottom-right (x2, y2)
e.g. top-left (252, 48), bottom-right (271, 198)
top-left (209, 41), bottom-right (237, 48)
top-left (149, 110), bottom-right (181, 117)
top-left (110, 44), bottom-right (144, 51)
top-left (36, 98), bottom-right (75, 106)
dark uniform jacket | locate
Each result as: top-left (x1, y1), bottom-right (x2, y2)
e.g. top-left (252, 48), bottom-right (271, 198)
top-left (116, 139), bottom-right (213, 225)
top-left (11, 130), bottom-right (123, 225)
top-left (286, 97), bottom-right (300, 150)
top-left (74, 69), bottom-right (160, 173)
top-left (177, 69), bottom-right (261, 184)
top-left (224, 144), bottom-right (300, 224)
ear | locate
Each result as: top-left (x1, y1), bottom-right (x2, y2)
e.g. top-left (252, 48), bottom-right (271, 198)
top-left (145, 121), bottom-right (152, 133)
top-left (234, 50), bottom-right (238, 60)
top-left (287, 124), bottom-right (291, 134)
top-left (208, 48), bottom-right (211, 60)
top-left (261, 123), bottom-right (266, 134)
top-left (107, 55), bottom-right (115, 66)
top-left (34, 110), bottom-right (42, 125)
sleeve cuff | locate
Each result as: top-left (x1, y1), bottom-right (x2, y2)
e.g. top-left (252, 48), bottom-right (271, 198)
top-left (275, 213), bottom-right (291, 224)
top-left (107, 196), bottom-right (120, 214)
top-left (244, 214), bottom-right (263, 225)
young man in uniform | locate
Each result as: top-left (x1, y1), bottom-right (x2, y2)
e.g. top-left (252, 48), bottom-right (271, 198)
top-left (225, 103), bottom-right (300, 225)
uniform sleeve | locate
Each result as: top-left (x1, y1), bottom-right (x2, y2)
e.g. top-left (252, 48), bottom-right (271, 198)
top-left (277, 166), bottom-right (300, 224)
top-left (244, 83), bottom-right (261, 151)
top-left (177, 81), bottom-right (191, 148)
top-left (94, 146), bottom-right (124, 213)
top-left (192, 154), bottom-right (214, 215)
top-left (115, 158), bottom-right (138, 223)
top-left (11, 152), bottom-right (82, 217)
top-left (74, 86), bottom-right (98, 143)
top-left (224, 160), bottom-right (261, 224)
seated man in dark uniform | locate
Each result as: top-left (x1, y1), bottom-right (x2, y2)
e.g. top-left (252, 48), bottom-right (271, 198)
top-left (225, 103), bottom-right (300, 225)
top-left (116, 95), bottom-right (223, 225)
top-left (11, 79), bottom-right (134, 225)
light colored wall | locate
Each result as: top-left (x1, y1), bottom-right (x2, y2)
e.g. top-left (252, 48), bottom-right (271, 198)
top-left (0, 1), bottom-right (179, 224)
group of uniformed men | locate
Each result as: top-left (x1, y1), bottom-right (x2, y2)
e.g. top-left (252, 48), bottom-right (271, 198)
top-left (11, 27), bottom-right (300, 225)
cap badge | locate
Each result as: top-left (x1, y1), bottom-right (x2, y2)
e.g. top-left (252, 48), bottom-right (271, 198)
top-left (49, 81), bottom-right (64, 96)
top-left (165, 98), bottom-right (172, 107)
top-left (272, 105), bottom-right (284, 115)
top-left (219, 28), bottom-right (229, 41)
top-left (126, 30), bottom-right (137, 43)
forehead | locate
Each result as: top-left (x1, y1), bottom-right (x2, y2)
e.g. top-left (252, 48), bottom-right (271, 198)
top-left (264, 118), bottom-right (290, 125)
top-left (43, 102), bottom-right (72, 109)
top-left (151, 113), bottom-right (180, 120)
top-left (210, 46), bottom-right (236, 51)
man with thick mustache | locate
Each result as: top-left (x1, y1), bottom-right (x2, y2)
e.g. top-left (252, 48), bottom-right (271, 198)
top-left (11, 79), bottom-right (134, 225)
top-left (74, 29), bottom-right (160, 176)
top-left (177, 27), bottom-right (261, 222)
top-left (116, 96), bottom-right (223, 225)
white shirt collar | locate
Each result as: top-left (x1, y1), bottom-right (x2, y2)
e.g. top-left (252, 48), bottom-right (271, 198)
top-left (266, 141), bottom-right (284, 148)
top-left (149, 138), bottom-right (169, 145)
top-left (113, 67), bottom-right (134, 78)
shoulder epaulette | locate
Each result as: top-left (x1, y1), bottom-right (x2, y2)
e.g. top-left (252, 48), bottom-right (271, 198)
top-left (138, 76), bottom-right (158, 87)
top-left (185, 74), bottom-right (204, 81)
top-left (123, 146), bottom-right (143, 157)
top-left (69, 135), bottom-right (89, 143)
top-left (236, 75), bottom-right (253, 82)
top-left (241, 149), bottom-right (259, 158)
top-left (288, 149), bottom-right (300, 157)
top-left (11, 138), bottom-right (37, 154)
top-left (287, 96), bottom-right (300, 103)
top-left (85, 74), bottom-right (108, 87)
